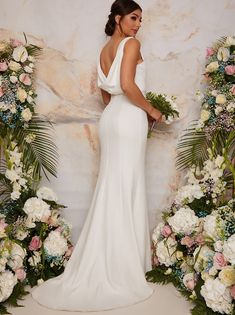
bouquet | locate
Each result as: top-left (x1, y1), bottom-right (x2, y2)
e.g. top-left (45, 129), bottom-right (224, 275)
top-left (146, 92), bottom-right (179, 138)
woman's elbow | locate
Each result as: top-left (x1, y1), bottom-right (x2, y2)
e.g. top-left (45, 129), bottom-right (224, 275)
top-left (121, 79), bottom-right (135, 93)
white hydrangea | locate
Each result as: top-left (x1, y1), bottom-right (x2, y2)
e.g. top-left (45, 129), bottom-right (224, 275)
top-left (152, 222), bottom-right (164, 244)
top-left (7, 242), bottom-right (26, 271)
top-left (203, 214), bottom-right (225, 241)
top-left (200, 278), bottom-right (233, 314)
top-left (174, 184), bottom-right (203, 205)
top-left (0, 270), bottom-right (18, 302)
top-left (167, 207), bottom-right (199, 234)
top-left (43, 230), bottom-right (68, 257)
top-left (156, 237), bottom-right (177, 267)
top-left (23, 197), bottom-right (50, 222)
top-left (36, 186), bottom-right (58, 202)
top-left (223, 234), bottom-right (235, 264)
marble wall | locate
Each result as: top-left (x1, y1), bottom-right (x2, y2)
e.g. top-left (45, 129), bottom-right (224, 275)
top-left (0, 0), bottom-right (234, 243)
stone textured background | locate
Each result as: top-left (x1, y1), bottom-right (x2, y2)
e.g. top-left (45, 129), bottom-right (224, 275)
top-left (0, 0), bottom-right (234, 243)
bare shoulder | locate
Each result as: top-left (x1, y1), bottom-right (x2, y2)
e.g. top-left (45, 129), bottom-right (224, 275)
top-left (124, 37), bottom-right (141, 51)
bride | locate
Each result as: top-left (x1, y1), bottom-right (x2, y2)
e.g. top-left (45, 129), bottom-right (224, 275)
top-left (31, 0), bottom-right (162, 311)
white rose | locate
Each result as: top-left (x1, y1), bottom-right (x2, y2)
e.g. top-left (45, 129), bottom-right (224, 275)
top-left (200, 109), bottom-right (210, 122)
top-left (27, 95), bottom-right (33, 103)
top-left (8, 60), bottom-right (21, 72)
top-left (214, 106), bottom-right (223, 115)
top-left (16, 88), bottom-right (27, 103)
top-left (200, 278), bottom-right (232, 314)
top-left (0, 270), bottom-right (18, 303)
top-left (23, 197), bottom-right (51, 222)
top-left (21, 108), bottom-right (32, 122)
top-left (211, 90), bottom-right (218, 96)
top-left (223, 234), bottom-right (235, 264)
top-left (9, 75), bottom-right (18, 84)
top-left (44, 230), bottom-right (68, 257)
top-left (206, 61), bottom-right (219, 73)
top-left (216, 94), bottom-right (227, 105)
top-left (167, 207), bottom-right (199, 234)
top-left (36, 186), bottom-right (58, 202)
top-left (12, 45), bottom-right (28, 62)
top-left (156, 237), bottom-right (177, 266)
top-left (7, 242), bottom-right (26, 271)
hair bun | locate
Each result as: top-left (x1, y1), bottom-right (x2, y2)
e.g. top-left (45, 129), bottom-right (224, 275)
top-left (105, 12), bottom-right (116, 36)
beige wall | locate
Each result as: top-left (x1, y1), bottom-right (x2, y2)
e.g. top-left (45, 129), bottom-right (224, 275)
top-left (0, 0), bottom-right (234, 242)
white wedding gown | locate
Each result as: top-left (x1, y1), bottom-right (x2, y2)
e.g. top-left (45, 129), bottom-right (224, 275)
top-left (31, 36), bottom-right (154, 311)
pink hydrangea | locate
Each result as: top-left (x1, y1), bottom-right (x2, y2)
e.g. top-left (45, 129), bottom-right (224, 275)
top-left (10, 38), bottom-right (23, 47)
top-left (15, 268), bottom-right (26, 281)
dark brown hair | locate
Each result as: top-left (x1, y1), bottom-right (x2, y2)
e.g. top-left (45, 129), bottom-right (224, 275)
top-left (105, 0), bottom-right (142, 36)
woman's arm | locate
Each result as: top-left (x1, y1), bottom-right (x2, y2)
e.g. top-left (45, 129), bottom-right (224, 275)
top-left (120, 38), bottom-right (161, 120)
top-left (100, 88), bottom-right (111, 106)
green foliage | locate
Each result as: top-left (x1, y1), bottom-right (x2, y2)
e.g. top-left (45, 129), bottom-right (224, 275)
top-left (0, 282), bottom-right (29, 315)
top-left (146, 92), bottom-right (179, 120)
top-left (176, 122), bottom-right (209, 169)
top-left (12, 114), bottom-right (59, 181)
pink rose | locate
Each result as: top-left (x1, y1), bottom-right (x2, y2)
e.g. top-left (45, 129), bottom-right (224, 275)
top-left (15, 268), bottom-right (26, 281)
top-left (195, 233), bottom-right (205, 245)
top-left (181, 236), bottom-right (194, 248)
top-left (230, 286), bottom-right (235, 299)
top-left (231, 85), bottom-right (235, 95)
top-left (0, 62), bottom-right (8, 72)
top-left (225, 65), bottom-right (235, 75)
top-left (213, 252), bottom-right (227, 269)
top-left (10, 38), bottom-right (23, 47)
top-left (29, 236), bottom-right (42, 251)
top-left (65, 245), bottom-right (74, 257)
top-left (19, 73), bottom-right (31, 86)
top-left (206, 47), bottom-right (214, 57)
top-left (161, 225), bottom-right (172, 237)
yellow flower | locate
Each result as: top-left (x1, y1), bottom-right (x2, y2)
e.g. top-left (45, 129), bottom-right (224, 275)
top-left (219, 266), bottom-right (235, 287)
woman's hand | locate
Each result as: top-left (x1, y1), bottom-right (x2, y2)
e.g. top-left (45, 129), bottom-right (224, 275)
top-left (148, 106), bottom-right (163, 123)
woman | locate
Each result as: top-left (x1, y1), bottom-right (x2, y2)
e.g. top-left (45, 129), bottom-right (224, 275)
top-left (31, 0), bottom-right (162, 311)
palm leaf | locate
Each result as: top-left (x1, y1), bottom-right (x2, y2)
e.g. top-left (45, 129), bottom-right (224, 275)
top-left (212, 36), bottom-right (227, 53)
top-left (12, 114), bottom-right (59, 181)
top-left (176, 121), bottom-right (209, 170)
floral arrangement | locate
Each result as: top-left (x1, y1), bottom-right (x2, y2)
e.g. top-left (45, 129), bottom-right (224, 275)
top-left (146, 92), bottom-right (179, 138)
top-left (146, 36), bottom-right (235, 315)
top-left (196, 36), bottom-right (235, 137)
top-left (0, 35), bottom-right (73, 315)
top-left (0, 37), bottom-right (37, 129)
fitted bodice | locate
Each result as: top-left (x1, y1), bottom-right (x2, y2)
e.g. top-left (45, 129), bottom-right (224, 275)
top-left (97, 36), bottom-right (146, 95)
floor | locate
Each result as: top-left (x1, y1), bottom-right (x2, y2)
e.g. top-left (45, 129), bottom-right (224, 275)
top-left (8, 282), bottom-right (192, 315)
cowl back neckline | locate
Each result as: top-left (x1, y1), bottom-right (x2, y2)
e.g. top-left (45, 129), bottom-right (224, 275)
top-left (98, 36), bottom-right (134, 80)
